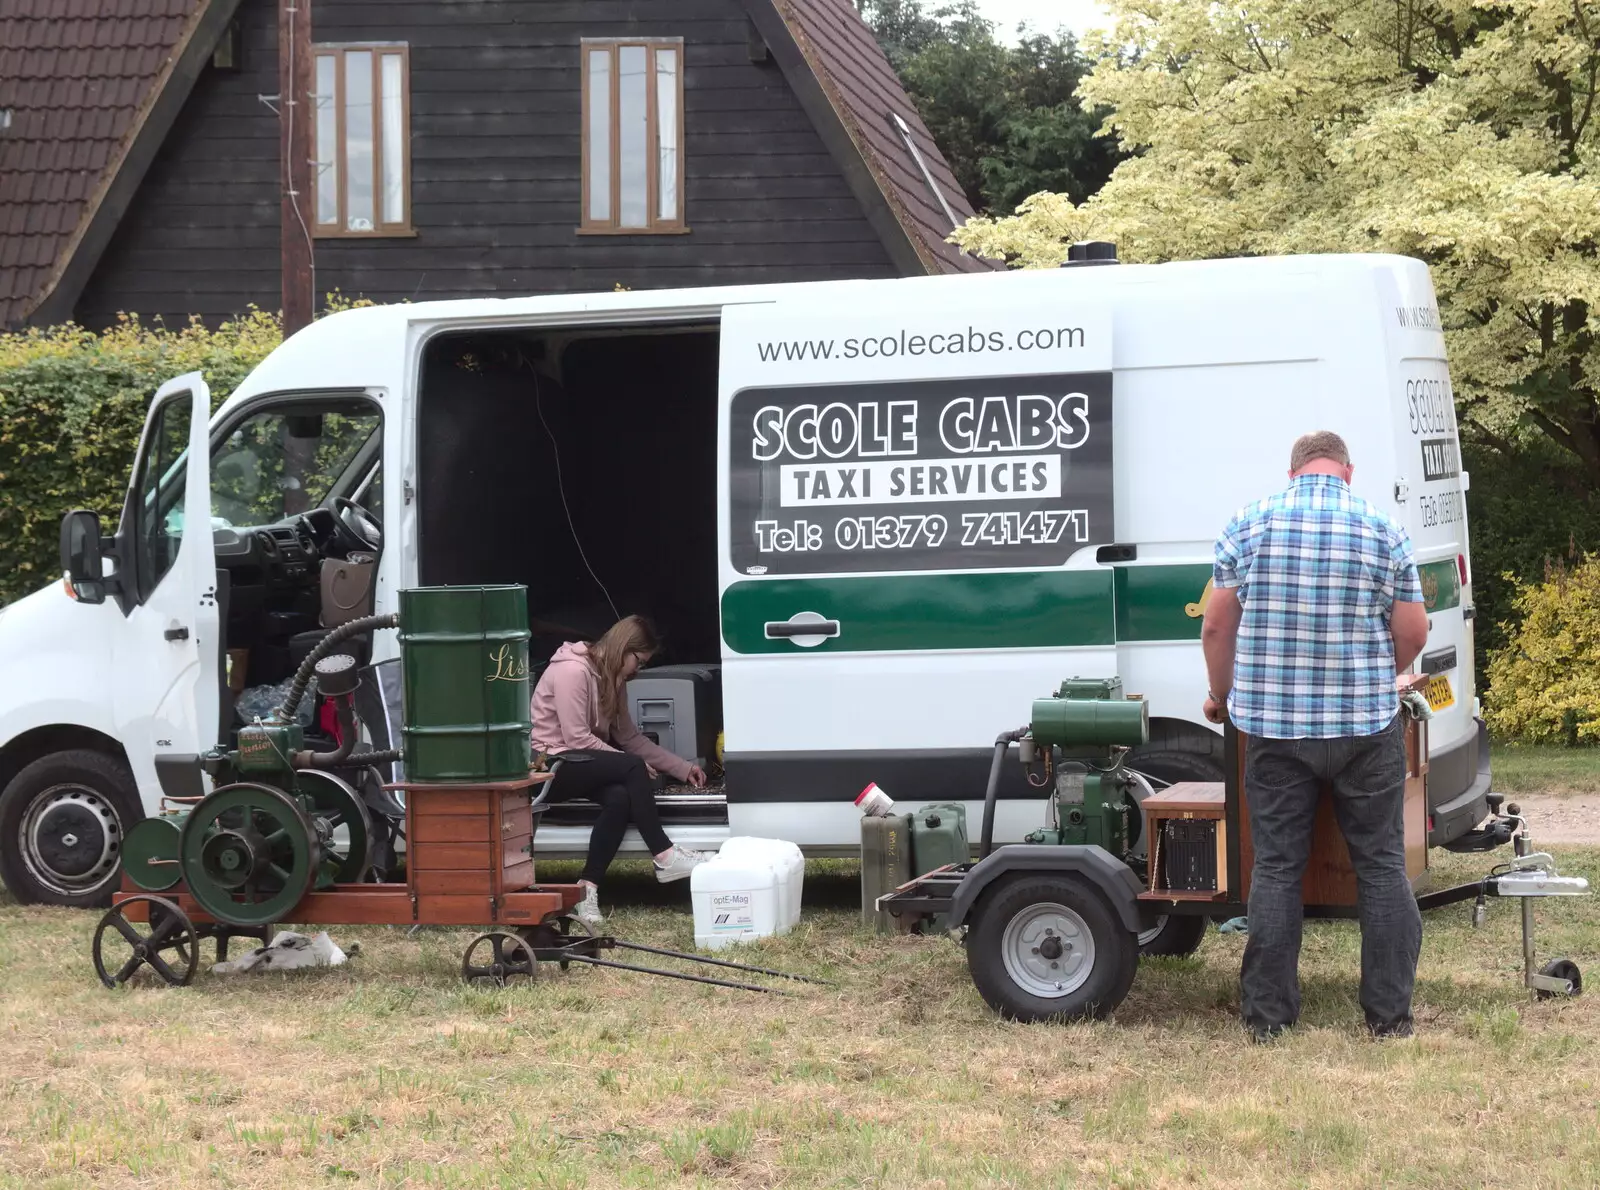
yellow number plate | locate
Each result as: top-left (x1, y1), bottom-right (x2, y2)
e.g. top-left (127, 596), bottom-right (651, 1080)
top-left (1425, 676), bottom-right (1455, 712)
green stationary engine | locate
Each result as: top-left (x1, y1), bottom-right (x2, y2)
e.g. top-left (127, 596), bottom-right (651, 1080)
top-left (120, 625), bottom-right (399, 926)
top-left (120, 588), bottom-right (534, 928)
top-left (1020, 677), bottom-right (1150, 860)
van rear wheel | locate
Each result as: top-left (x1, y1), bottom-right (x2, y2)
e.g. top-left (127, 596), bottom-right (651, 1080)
top-left (966, 873), bottom-right (1137, 1022)
top-left (1137, 912), bottom-right (1208, 957)
top-left (0, 750), bottom-right (141, 907)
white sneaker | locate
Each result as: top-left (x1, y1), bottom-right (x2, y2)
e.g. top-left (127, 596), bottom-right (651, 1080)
top-left (653, 845), bottom-right (710, 884)
top-left (572, 883), bottom-right (604, 928)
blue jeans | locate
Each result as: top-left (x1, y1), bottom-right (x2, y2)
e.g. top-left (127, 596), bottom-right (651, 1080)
top-left (1241, 715), bottom-right (1421, 1033)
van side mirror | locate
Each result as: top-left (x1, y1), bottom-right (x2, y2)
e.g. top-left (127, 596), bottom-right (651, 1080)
top-left (60, 509), bottom-right (108, 604)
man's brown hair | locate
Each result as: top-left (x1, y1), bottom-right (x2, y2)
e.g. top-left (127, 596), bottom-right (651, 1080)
top-left (1290, 431), bottom-right (1350, 473)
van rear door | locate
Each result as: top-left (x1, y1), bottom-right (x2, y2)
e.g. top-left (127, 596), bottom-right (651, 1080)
top-left (716, 286), bottom-right (1118, 842)
top-left (1381, 269), bottom-right (1480, 839)
top-left (112, 374), bottom-right (220, 802)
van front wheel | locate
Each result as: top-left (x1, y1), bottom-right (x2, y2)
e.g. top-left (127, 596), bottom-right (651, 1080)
top-left (965, 874), bottom-right (1138, 1022)
top-left (0, 751), bottom-right (141, 907)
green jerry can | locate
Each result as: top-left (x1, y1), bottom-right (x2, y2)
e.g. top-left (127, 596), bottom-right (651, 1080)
top-left (399, 585), bottom-right (533, 783)
top-left (912, 802), bottom-right (969, 876)
top-left (861, 812), bottom-right (914, 934)
top-left (911, 802), bottom-right (969, 934)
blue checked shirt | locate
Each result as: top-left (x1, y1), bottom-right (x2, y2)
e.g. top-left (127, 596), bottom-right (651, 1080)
top-left (1213, 474), bottom-right (1425, 740)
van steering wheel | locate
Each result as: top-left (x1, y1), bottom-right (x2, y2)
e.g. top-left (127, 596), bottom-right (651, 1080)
top-left (334, 496), bottom-right (382, 552)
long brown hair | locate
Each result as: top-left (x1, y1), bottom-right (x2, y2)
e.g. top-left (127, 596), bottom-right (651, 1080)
top-left (585, 615), bottom-right (659, 728)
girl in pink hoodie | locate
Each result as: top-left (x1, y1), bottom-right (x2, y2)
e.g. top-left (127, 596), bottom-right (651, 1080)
top-left (530, 615), bottom-right (709, 925)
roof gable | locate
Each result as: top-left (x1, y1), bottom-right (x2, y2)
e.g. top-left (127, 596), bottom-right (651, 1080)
top-left (748, 0), bottom-right (996, 275)
top-left (0, 0), bottom-right (230, 328)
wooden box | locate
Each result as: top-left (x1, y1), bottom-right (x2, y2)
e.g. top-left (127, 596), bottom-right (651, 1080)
top-left (1139, 782), bottom-right (1229, 902)
top-left (400, 774), bottom-right (549, 922)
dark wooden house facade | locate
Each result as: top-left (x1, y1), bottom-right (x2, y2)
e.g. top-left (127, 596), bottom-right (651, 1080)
top-left (1, 0), bottom-right (992, 331)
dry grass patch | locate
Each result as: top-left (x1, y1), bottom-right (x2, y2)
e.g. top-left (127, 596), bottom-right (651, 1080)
top-left (1, 852), bottom-right (1598, 1188)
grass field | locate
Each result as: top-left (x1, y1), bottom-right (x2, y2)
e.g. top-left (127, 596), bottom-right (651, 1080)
top-left (2, 851), bottom-right (1598, 1189)
top-left (1490, 744), bottom-right (1600, 796)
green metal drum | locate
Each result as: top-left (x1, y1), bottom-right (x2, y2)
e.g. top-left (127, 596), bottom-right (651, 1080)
top-left (122, 815), bottom-right (185, 891)
top-left (399, 585), bottom-right (533, 782)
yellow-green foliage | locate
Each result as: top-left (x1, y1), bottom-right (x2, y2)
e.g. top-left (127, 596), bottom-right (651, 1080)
top-left (1486, 557), bottom-right (1600, 744)
top-left (952, 0), bottom-right (1600, 470)
top-left (0, 312), bottom-right (282, 606)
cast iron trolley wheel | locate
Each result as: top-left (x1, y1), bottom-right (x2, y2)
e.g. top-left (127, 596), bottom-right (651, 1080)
top-left (92, 895), bottom-right (199, 988)
top-left (966, 874), bottom-right (1138, 1022)
top-left (1537, 958), bottom-right (1583, 999)
top-left (0, 749), bottom-right (141, 907)
top-left (518, 915), bottom-right (594, 972)
top-left (461, 931), bottom-right (540, 987)
top-left (178, 783), bottom-right (320, 927)
top-left (296, 770), bottom-right (375, 883)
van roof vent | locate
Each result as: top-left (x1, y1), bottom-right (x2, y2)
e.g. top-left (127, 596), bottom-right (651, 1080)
top-left (1061, 241), bottom-right (1119, 267)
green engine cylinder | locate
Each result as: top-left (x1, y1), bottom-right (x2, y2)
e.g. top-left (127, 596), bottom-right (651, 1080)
top-left (399, 584), bottom-right (533, 783)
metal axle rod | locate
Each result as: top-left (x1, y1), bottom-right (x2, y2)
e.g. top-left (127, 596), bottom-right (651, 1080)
top-left (609, 940), bottom-right (833, 985)
top-left (556, 952), bottom-right (792, 995)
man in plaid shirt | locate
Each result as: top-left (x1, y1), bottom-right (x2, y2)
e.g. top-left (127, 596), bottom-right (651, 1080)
top-left (1202, 431), bottom-right (1430, 1041)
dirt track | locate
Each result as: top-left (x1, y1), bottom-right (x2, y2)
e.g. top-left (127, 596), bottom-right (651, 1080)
top-left (1508, 794), bottom-right (1600, 845)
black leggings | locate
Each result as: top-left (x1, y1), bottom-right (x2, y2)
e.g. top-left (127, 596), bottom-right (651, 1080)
top-left (546, 751), bottom-right (673, 885)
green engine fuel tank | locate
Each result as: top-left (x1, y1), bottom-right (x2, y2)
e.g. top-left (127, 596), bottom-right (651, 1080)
top-left (1031, 684), bottom-right (1149, 749)
top-left (399, 585), bottom-right (533, 782)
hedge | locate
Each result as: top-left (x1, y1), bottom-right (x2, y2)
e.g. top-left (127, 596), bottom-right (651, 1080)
top-left (0, 313), bottom-right (281, 607)
top-left (1485, 556), bottom-right (1600, 744)
top-left (1460, 443), bottom-right (1600, 680)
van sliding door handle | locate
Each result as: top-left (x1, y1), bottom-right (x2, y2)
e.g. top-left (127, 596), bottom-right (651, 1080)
top-left (164, 626), bottom-right (190, 641)
top-left (764, 614), bottom-right (841, 644)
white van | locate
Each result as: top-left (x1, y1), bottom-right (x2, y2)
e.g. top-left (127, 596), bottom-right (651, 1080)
top-left (0, 251), bottom-right (1491, 906)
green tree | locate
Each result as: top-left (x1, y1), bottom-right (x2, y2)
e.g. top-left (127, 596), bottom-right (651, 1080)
top-left (859, 1), bottom-right (1123, 213)
top-left (953, 0), bottom-right (1600, 483)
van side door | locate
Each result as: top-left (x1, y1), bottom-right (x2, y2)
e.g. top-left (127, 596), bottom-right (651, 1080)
top-left (111, 374), bottom-right (220, 802)
top-left (715, 292), bottom-right (1117, 841)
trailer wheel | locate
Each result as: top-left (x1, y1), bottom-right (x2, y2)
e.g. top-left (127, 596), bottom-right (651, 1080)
top-left (966, 873), bottom-right (1137, 1022)
top-left (1137, 912), bottom-right (1208, 958)
top-left (1537, 958), bottom-right (1583, 999)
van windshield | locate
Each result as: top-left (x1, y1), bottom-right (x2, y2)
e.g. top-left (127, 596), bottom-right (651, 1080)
top-left (207, 404), bottom-right (380, 529)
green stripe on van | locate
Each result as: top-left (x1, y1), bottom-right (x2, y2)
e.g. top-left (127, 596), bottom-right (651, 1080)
top-left (1113, 564), bottom-right (1214, 642)
top-left (721, 571), bottom-right (1115, 654)
top-left (1418, 559), bottom-right (1462, 613)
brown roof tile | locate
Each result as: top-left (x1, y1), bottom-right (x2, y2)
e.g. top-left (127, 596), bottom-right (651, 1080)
top-left (0, 0), bottom-right (209, 324)
top-left (770, 0), bottom-right (997, 274)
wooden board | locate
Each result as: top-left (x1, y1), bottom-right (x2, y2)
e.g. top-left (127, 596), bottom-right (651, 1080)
top-left (113, 882), bottom-right (581, 928)
top-left (1142, 782), bottom-right (1225, 813)
top-left (410, 814), bottom-right (493, 844)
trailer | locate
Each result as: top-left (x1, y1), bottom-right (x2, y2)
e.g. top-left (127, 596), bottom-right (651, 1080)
top-left (876, 679), bottom-right (1589, 1022)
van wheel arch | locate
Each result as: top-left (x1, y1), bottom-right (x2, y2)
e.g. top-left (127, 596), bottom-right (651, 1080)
top-left (1130, 718), bottom-right (1226, 785)
top-left (0, 728), bottom-right (140, 907)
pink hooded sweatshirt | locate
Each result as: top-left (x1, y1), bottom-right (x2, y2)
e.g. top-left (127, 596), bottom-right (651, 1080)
top-left (530, 642), bottom-right (693, 782)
